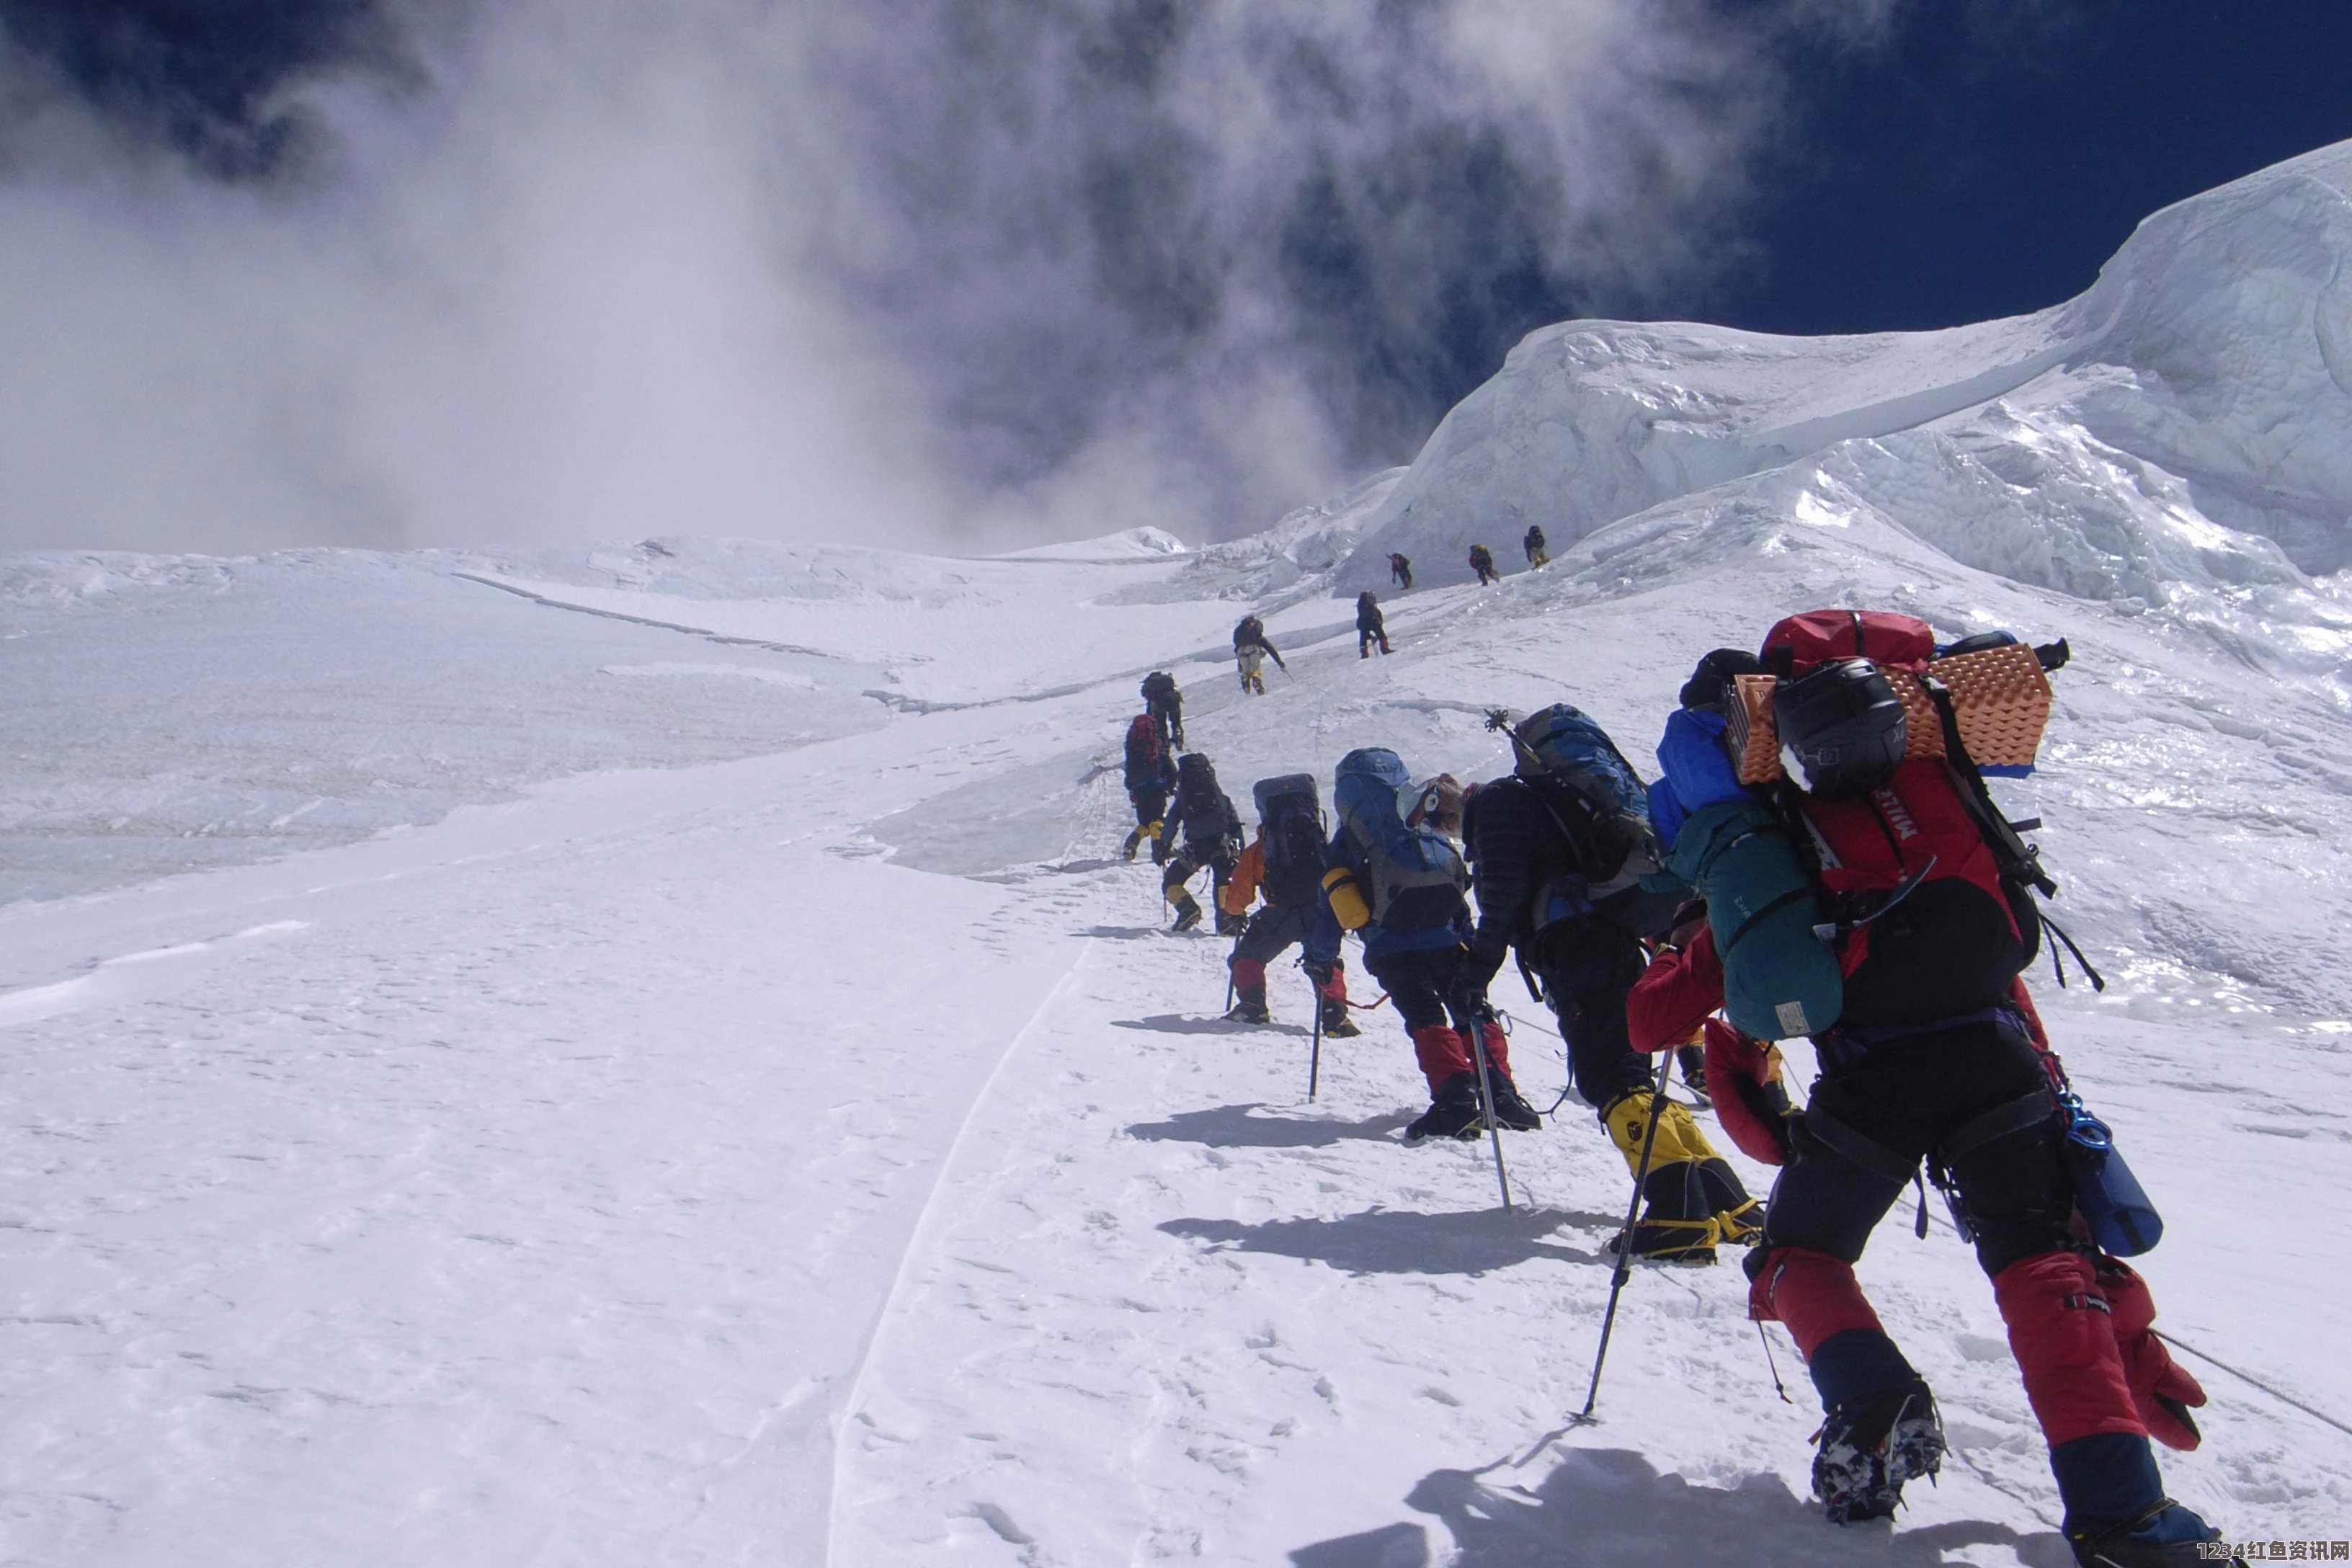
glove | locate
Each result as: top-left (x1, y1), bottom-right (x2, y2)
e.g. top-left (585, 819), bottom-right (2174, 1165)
top-left (1446, 967), bottom-right (1492, 1027)
top-left (1701, 1018), bottom-right (1796, 1165)
top-left (2095, 1257), bottom-right (2209, 1451)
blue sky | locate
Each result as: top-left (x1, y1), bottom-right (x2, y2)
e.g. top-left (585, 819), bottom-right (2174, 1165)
top-left (1724, 4), bottom-right (2352, 335)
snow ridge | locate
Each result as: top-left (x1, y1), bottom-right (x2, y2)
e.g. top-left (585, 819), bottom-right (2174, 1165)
top-left (1342, 135), bottom-right (2352, 597)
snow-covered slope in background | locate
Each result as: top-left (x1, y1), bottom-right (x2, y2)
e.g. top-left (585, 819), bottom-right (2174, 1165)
top-left (1344, 138), bottom-right (2352, 595)
top-left (5, 145), bottom-right (2352, 1567)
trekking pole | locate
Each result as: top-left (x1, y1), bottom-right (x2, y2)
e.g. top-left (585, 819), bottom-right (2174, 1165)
top-left (1458, 1002), bottom-right (1514, 1213)
top-left (1579, 1051), bottom-right (1674, 1419)
top-left (1308, 986), bottom-right (1324, 1102)
top-left (1224, 932), bottom-right (1239, 1014)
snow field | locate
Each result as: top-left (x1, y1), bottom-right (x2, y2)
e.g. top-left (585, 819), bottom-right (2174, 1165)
top-left (7, 499), bottom-right (2348, 1565)
top-left (0, 710), bottom-right (1104, 1566)
top-left (9, 137), bottom-right (2352, 1567)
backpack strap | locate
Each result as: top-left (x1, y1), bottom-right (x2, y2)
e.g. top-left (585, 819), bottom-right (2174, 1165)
top-left (1922, 680), bottom-right (2104, 992)
top-left (1923, 677), bottom-right (2052, 895)
top-left (1799, 1104), bottom-right (1916, 1187)
top-left (1936, 1087), bottom-right (2060, 1167)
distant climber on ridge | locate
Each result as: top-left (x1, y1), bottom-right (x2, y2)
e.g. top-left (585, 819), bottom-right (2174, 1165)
top-left (1355, 592), bottom-right (1391, 659)
top-left (1468, 544), bottom-right (1498, 586)
top-left (1232, 615), bottom-right (1286, 695)
top-left (1141, 669), bottom-right (1185, 752)
top-left (1523, 525), bottom-right (1549, 568)
top-left (1389, 553), bottom-right (1413, 591)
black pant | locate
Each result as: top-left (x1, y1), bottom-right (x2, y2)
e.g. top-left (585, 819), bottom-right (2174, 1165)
top-left (1759, 1016), bottom-right (2074, 1278)
top-left (1163, 847), bottom-right (1235, 907)
top-left (1528, 918), bottom-right (1654, 1113)
top-left (1129, 785), bottom-right (1168, 828)
top-left (1232, 904), bottom-right (1335, 968)
top-left (1364, 944), bottom-right (1479, 1035)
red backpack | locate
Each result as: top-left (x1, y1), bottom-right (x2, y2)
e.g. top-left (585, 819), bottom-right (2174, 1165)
top-left (1760, 611), bottom-right (2070, 1032)
top-left (1123, 713), bottom-right (1162, 785)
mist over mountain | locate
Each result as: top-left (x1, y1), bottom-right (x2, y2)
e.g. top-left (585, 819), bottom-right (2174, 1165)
top-left (0, 0), bottom-right (1997, 553)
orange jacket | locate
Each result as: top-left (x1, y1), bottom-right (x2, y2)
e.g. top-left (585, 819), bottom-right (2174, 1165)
top-left (1220, 836), bottom-right (1263, 916)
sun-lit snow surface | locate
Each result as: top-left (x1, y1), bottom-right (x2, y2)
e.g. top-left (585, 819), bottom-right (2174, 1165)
top-left (0, 549), bottom-right (893, 904)
top-left (1345, 138), bottom-right (2352, 591)
top-left (6, 149), bottom-right (2352, 1567)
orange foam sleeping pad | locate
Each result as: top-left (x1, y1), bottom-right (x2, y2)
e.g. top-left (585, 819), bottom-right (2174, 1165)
top-left (1725, 641), bottom-right (2052, 786)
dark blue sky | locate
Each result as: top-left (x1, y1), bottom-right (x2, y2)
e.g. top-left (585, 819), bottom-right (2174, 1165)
top-left (1722, 4), bottom-right (2352, 336)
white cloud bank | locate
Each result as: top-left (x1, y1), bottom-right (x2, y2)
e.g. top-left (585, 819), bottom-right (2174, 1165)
top-left (0, 0), bottom-right (1918, 554)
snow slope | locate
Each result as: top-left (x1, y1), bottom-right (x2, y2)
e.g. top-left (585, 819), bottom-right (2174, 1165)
top-left (6, 146), bottom-right (2352, 1567)
top-left (1345, 138), bottom-right (2352, 590)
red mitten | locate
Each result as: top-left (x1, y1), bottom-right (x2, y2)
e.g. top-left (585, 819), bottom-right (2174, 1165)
top-left (1629, 930), bottom-right (1724, 1052)
top-left (2096, 1257), bottom-right (2208, 1451)
top-left (1702, 1018), bottom-right (1795, 1166)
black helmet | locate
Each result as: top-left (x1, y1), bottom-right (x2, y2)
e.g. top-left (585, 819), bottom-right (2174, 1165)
top-left (1771, 658), bottom-right (1907, 797)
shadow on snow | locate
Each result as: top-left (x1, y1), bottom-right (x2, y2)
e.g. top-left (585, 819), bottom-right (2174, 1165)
top-left (1125, 1103), bottom-right (1411, 1148)
top-left (1290, 1448), bottom-right (2070, 1567)
top-left (1159, 1205), bottom-right (1615, 1277)
top-left (1111, 1013), bottom-right (1315, 1038)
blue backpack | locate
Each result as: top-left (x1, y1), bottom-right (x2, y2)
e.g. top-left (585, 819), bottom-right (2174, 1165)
top-left (1510, 704), bottom-right (1662, 896)
top-left (1332, 749), bottom-right (1469, 932)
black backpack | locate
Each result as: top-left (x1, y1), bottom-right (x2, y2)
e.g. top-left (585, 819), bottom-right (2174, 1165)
top-left (1175, 754), bottom-right (1233, 842)
top-left (1141, 671), bottom-right (1183, 746)
top-left (1251, 774), bottom-right (1327, 908)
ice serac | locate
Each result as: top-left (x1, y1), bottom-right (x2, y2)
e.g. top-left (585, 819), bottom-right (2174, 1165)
top-left (1340, 136), bottom-right (2352, 592)
top-left (2065, 138), bottom-right (2352, 575)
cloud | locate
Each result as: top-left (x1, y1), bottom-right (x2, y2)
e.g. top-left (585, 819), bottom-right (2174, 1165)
top-left (0, 0), bottom-right (1905, 554)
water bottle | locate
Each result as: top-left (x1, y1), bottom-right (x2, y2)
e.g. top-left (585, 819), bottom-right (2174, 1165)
top-left (2059, 1092), bottom-right (2163, 1257)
